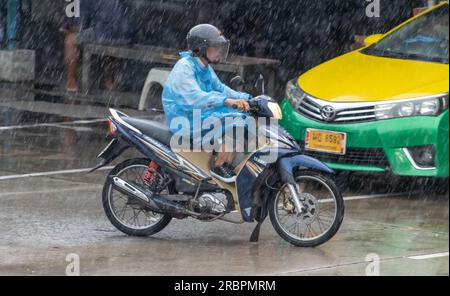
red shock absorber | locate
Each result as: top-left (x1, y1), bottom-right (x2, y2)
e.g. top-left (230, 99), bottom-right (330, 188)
top-left (143, 161), bottom-right (158, 184)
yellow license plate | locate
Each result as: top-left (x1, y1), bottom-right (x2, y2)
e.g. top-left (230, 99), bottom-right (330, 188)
top-left (305, 129), bottom-right (347, 155)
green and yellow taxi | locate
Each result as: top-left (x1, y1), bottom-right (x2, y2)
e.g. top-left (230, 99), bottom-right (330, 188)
top-left (280, 2), bottom-right (449, 178)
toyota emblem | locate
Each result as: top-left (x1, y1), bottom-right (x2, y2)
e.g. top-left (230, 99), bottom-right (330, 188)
top-left (320, 105), bottom-right (336, 121)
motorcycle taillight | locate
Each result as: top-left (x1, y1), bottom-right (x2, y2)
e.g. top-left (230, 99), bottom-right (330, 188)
top-left (108, 119), bottom-right (118, 137)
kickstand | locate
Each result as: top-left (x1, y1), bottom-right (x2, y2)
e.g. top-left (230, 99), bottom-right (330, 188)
top-left (250, 219), bottom-right (265, 242)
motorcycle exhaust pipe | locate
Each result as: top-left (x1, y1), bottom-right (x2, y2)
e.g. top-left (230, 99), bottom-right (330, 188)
top-left (109, 176), bottom-right (189, 216)
top-left (111, 176), bottom-right (151, 202)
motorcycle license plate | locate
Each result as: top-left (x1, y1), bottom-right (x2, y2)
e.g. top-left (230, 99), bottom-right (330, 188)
top-left (305, 128), bottom-right (347, 155)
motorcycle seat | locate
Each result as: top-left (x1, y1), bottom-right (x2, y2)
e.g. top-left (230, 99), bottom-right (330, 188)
top-left (122, 117), bottom-right (172, 146)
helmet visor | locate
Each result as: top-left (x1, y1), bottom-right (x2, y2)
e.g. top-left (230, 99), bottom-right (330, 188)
top-left (207, 40), bottom-right (230, 63)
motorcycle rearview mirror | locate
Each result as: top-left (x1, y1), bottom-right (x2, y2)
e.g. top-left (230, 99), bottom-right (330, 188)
top-left (230, 75), bottom-right (245, 89)
top-left (254, 74), bottom-right (266, 95)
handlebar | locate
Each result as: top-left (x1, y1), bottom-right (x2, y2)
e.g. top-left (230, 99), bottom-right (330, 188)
top-left (231, 102), bottom-right (260, 115)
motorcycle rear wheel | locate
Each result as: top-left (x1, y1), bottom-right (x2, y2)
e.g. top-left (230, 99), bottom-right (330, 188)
top-left (102, 158), bottom-right (172, 237)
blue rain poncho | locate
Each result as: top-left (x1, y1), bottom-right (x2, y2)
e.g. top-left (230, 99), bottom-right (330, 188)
top-left (162, 51), bottom-right (252, 147)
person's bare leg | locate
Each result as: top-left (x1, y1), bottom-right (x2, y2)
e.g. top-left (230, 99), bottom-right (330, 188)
top-left (214, 151), bottom-right (231, 167)
top-left (226, 152), bottom-right (235, 165)
top-left (104, 57), bottom-right (119, 91)
top-left (212, 143), bottom-right (233, 166)
top-left (64, 30), bottom-right (79, 92)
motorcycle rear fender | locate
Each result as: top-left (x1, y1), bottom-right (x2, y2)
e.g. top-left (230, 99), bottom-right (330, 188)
top-left (89, 138), bottom-right (130, 172)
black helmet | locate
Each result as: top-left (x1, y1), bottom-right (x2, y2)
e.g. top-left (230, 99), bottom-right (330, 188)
top-left (187, 24), bottom-right (230, 63)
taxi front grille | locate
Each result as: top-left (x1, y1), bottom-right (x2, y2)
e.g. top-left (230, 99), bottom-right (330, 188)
top-left (297, 97), bottom-right (377, 124)
top-left (298, 141), bottom-right (389, 168)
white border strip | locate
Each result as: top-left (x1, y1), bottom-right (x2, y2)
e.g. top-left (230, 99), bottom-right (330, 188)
top-left (0, 166), bottom-right (114, 181)
top-left (0, 185), bottom-right (103, 197)
top-left (319, 192), bottom-right (409, 203)
top-left (0, 119), bottom-right (108, 131)
top-left (407, 252), bottom-right (449, 260)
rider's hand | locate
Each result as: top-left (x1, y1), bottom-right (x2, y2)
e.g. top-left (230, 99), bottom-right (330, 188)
top-left (225, 99), bottom-right (250, 112)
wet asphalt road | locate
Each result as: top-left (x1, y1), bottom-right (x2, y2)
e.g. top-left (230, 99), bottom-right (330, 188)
top-left (0, 101), bottom-right (448, 276)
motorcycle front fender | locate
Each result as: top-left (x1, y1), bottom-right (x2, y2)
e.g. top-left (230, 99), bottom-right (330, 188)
top-left (277, 154), bottom-right (334, 184)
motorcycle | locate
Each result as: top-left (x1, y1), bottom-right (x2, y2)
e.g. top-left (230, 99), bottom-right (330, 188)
top-left (91, 80), bottom-right (344, 247)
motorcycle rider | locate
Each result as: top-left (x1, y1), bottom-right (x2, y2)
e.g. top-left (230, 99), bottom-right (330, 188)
top-left (162, 24), bottom-right (252, 183)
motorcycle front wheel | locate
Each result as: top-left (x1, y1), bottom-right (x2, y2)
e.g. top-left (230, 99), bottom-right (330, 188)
top-left (269, 170), bottom-right (344, 247)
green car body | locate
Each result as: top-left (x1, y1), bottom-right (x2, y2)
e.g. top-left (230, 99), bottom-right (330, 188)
top-left (280, 99), bottom-right (449, 177)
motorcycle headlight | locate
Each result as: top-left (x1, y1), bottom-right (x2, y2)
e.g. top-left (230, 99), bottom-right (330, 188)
top-left (267, 102), bottom-right (283, 120)
top-left (375, 94), bottom-right (448, 120)
top-left (285, 79), bottom-right (307, 107)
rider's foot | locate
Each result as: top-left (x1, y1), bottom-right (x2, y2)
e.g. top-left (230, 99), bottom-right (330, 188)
top-left (210, 163), bottom-right (236, 183)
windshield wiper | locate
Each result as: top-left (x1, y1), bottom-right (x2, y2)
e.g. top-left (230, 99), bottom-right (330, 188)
top-left (363, 48), bottom-right (449, 64)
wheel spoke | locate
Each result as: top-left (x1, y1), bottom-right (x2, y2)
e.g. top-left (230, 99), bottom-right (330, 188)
top-left (316, 216), bottom-right (326, 233)
top-left (275, 175), bottom-right (339, 242)
top-left (108, 164), bottom-right (166, 230)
